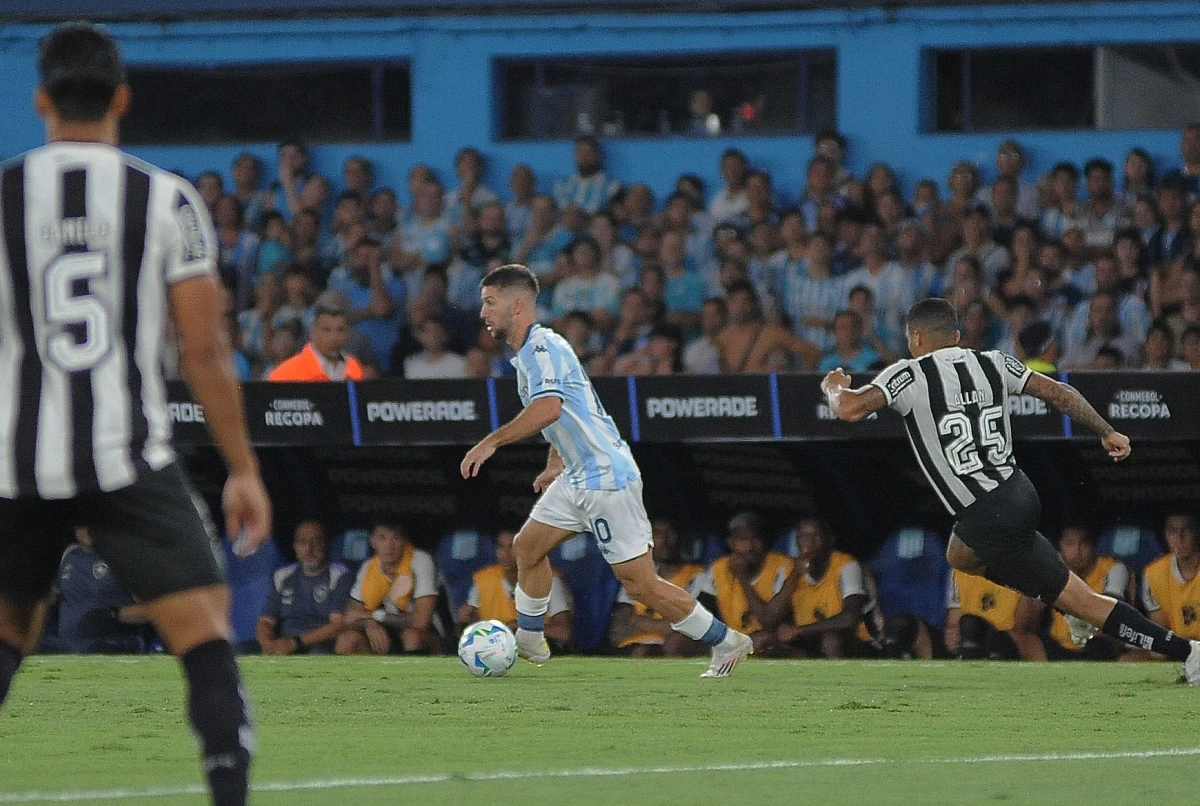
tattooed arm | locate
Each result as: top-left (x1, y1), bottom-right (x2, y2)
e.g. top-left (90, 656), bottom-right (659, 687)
top-left (1024, 373), bottom-right (1131, 462)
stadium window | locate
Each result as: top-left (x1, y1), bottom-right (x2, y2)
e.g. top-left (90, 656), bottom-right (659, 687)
top-left (931, 47), bottom-right (1094, 132)
top-left (123, 63), bottom-right (411, 145)
top-left (933, 42), bottom-right (1200, 133)
top-left (496, 52), bottom-right (836, 140)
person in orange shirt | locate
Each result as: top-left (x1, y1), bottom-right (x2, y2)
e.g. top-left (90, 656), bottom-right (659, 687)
top-left (267, 292), bottom-right (364, 382)
top-left (608, 518), bottom-right (704, 657)
top-left (1138, 514), bottom-right (1200, 651)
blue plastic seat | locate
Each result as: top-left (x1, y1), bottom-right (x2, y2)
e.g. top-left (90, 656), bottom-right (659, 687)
top-left (868, 528), bottom-right (950, 630)
top-left (550, 533), bottom-right (620, 652)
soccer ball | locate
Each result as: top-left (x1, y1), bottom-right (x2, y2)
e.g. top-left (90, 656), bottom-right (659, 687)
top-left (458, 620), bottom-right (518, 677)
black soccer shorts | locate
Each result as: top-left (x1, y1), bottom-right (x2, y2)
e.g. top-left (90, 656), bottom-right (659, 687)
top-left (951, 469), bottom-right (1070, 604)
top-left (0, 463), bottom-right (225, 606)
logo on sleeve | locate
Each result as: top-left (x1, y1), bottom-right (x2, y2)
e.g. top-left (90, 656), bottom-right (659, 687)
top-left (533, 345), bottom-right (549, 354)
top-left (1003, 355), bottom-right (1027, 379)
top-left (175, 194), bottom-right (208, 263)
top-left (886, 367), bottom-right (914, 398)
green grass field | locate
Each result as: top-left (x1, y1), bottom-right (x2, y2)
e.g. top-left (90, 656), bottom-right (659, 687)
top-left (0, 655), bottom-right (1196, 805)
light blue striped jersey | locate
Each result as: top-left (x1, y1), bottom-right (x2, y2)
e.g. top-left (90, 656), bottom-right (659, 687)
top-left (510, 324), bottom-right (640, 491)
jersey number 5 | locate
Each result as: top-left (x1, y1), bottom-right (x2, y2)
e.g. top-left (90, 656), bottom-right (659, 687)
top-left (44, 252), bottom-right (112, 372)
top-left (938, 406), bottom-right (1009, 476)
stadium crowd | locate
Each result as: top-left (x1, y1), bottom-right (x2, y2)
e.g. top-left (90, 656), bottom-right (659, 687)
top-left (180, 126), bottom-right (1200, 383)
top-left (42, 512), bottom-right (1199, 664)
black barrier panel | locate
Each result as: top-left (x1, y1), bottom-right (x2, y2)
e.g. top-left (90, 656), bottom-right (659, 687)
top-left (776, 373), bottom-right (903, 440)
top-left (243, 382), bottom-right (354, 446)
top-left (493, 374), bottom-right (633, 439)
top-left (637, 374), bottom-right (775, 441)
top-left (1006, 390), bottom-right (1065, 439)
top-left (354, 379), bottom-right (491, 445)
top-left (166, 381), bottom-right (211, 446)
top-left (1065, 371), bottom-right (1200, 441)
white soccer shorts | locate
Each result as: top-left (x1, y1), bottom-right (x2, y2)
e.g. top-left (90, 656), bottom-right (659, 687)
top-left (528, 477), bottom-right (652, 565)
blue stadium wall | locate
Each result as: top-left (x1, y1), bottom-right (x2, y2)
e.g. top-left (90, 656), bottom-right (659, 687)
top-left (0, 2), bottom-right (1195, 200)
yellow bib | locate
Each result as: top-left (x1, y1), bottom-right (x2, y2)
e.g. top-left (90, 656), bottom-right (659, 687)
top-left (711, 552), bottom-right (793, 634)
top-left (1143, 555), bottom-right (1200, 640)
top-left (473, 565), bottom-right (519, 626)
top-left (358, 545), bottom-right (415, 612)
top-left (617, 563), bottom-right (704, 648)
top-left (953, 569), bottom-right (1020, 632)
top-left (1049, 557), bottom-right (1119, 651)
top-left (791, 551), bottom-right (871, 641)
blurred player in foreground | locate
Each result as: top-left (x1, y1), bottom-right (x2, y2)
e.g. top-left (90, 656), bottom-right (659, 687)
top-left (0, 23), bottom-right (271, 805)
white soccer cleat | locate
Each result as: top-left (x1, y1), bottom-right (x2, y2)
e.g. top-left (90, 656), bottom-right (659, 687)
top-left (1064, 614), bottom-right (1098, 647)
top-left (1183, 641), bottom-right (1200, 686)
top-left (700, 631), bottom-right (753, 679)
top-left (516, 632), bottom-right (551, 666)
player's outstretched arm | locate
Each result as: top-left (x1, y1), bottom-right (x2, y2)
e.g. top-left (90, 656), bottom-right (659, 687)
top-left (170, 274), bottom-right (272, 546)
top-left (1023, 373), bottom-right (1131, 462)
top-left (461, 396), bottom-right (563, 478)
top-left (821, 368), bottom-right (888, 422)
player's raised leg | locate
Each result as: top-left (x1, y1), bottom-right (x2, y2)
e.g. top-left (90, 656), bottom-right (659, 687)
top-left (512, 520), bottom-right (576, 664)
top-left (611, 552), bottom-right (752, 678)
top-left (947, 532), bottom-right (1200, 683)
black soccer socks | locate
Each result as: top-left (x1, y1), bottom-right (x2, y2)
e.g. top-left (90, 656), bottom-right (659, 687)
top-left (0, 639), bottom-right (21, 705)
top-left (1101, 601), bottom-right (1191, 661)
top-left (180, 639), bottom-right (253, 806)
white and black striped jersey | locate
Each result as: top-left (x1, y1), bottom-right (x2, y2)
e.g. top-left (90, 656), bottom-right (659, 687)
top-left (870, 347), bottom-right (1033, 517)
top-left (0, 141), bottom-right (217, 500)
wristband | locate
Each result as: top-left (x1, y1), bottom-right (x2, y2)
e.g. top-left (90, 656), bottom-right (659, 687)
top-left (372, 609), bottom-right (387, 623)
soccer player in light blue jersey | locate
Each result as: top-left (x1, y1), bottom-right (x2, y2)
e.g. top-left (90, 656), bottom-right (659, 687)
top-left (461, 264), bottom-right (752, 678)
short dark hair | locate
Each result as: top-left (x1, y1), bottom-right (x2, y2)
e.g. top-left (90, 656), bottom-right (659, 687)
top-left (38, 22), bottom-right (126, 122)
top-left (278, 138), bottom-right (308, 156)
top-left (372, 521), bottom-right (409, 540)
top-left (815, 129), bottom-right (847, 149)
top-left (481, 264), bottom-right (540, 297)
top-left (1059, 522), bottom-right (1098, 546)
top-left (848, 284), bottom-right (874, 302)
top-left (1084, 158), bottom-right (1114, 178)
top-left (455, 146), bottom-right (484, 167)
top-left (1052, 161), bottom-right (1080, 181)
top-left (721, 148), bottom-right (748, 165)
top-left (1182, 323), bottom-right (1200, 343)
top-left (906, 298), bottom-right (958, 338)
top-left (337, 190), bottom-right (366, 206)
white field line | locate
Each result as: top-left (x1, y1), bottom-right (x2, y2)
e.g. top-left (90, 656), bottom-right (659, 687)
top-left (2, 746), bottom-right (1199, 803)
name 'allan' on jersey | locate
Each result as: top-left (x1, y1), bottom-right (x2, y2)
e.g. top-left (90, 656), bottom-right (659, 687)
top-left (869, 347), bottom-right (1033, 517)
top-left (0, 142), bottom-right (217, 500)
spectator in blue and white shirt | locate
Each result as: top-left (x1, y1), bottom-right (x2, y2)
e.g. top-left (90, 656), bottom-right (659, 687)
top-left (445, 147), bottom-right (499, 227)
top-left (506, 164), bottom-right (537, 243)
top-left (257, 522), bottom-right (353, 655)
top-left (555, 135), bottom-right (620, 213)
top-left (708, 149), bottom-right (750, 226)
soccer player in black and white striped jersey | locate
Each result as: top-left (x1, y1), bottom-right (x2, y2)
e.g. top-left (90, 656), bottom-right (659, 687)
top-left (822, 297), bottom-right (1200, 683)
top-left (0, 23), bottom-right (271, 804)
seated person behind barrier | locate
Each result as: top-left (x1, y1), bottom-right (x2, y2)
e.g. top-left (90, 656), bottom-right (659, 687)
top-left (257, 521), bottom-right (353, 655)
top-left (1133, 513), bottom-right (1200, 659)
top-left (1029, 524), bottom-right (1130, 660)
top-left (776, 518), bottom-right (870, 658)
top-left (57, 527), bottom-right (151, 654)
top-left (267, 292), bottom-right (364, 381)
top-left (689, 512), bottom-right (793, 655)
top-left (457, 529), bottom-right (572, 651)
top-left (336, 522), bottom-right (439, 654)
top-left (945, 569), bottom-right (1044, 660)
top-left (608, 518), bottom-right (704, 657)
